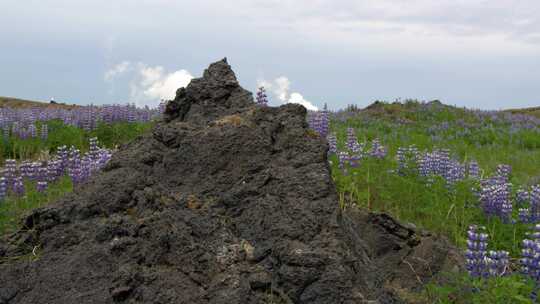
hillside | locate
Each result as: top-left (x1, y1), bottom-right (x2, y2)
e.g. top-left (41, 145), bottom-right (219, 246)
top-left (0, 96), bottom-right (77, 109)
top-left (505, 106), bottom-right (540, 119)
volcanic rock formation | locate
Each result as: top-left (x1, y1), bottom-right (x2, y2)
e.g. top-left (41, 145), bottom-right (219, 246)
top-left (0, 59), bottom-right (462, 304)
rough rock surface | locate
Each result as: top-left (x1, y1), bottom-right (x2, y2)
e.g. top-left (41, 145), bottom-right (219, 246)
top-left (0, 59), bottom-right (462, 304)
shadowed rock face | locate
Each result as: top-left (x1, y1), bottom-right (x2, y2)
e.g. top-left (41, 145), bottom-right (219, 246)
top-left (0, 58), bottom-right (462, 304)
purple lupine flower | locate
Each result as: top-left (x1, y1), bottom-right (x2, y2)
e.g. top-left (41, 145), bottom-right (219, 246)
top-left (443, 160), bottom-right (466, 187)
top-left (521, 225), bottom-right (540, 281)
top-left (520, 208), bottom-right (532, 223)
top-left (396, 145), bottom-right (420, 175)
top-left (47, 160), bottom-right (60, 182)
top-left (57, 145), bottom-right (69, 173)
top-left (468, 160), bottom-right (480, 179)
top-left (34, 164), bottom-right (46, 182)
top-left (2, 125), bottom-right (9, 139)
top-left (19, 161), bottom-right (31, 179)
top-left (40, 124), bottom-right (48, 140)
top-left (307, 106), bottom-right (329, 138)
top-left (4, 159), bottom-right (17, 186)
top-left (12, 176), bottom-right (24, 196)
top-left (0, 177), bottom-right (7, 202)
top-left (531, 186), bottom-right (540, 222)
top-left (88, 137), bottom-right (100, 161)
top-left (369, 139), bottom-right (387, 159)
top-left (80, 156), bottom-right (92, 183)
top-left (327, 133), bottom-right (337, 155)
top-left (318, 104), bottom-right (329, 138)
top-left (517, 188), bottom-right (530, 207)
top-left (36, 181), bottom-right (48, 193)
top-left (496, 164), bottom-right (512, 183)
top-left (346, 128), bottom-right (358, 152)
top-left (28, 123), bottom-right (37, 138)
top-left (255, 86), bottom-right (268, 106)
top-left (68, 147), bottom-right (83, 185)
top-left (337, 151), bottom-right (350, 174)
top-left (480, 182), bottom-right (513, 222)
top-left (95, 149), bottom-right (112, 169)
top-left (465, 225), bottom-right (489, 278)
top-left (396, 147), bottom-right (408, 175)
top-left (27, 162), bottom-right (41, 181)
top-left (2, 103), bottom-right (160, 141)
top-left (487, 250), bottom-right (510, 277)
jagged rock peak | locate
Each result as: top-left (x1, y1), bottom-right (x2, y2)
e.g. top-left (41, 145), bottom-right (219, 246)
top-left (164, 58), bottom-right (254, 124)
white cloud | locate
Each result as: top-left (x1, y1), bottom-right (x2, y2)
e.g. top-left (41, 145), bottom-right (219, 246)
top-left (130, 64), bottom-right (194, 107)
top-left (105, 61), bottom-right (194, 107)
top-left (142, 69), bottom-right (193, 101)
top-left (289, 92), bottom-right (318, 111)
top-left (257, 76), bottom-right (318, 111)
top-left (104, 61), bottom-right (131, 81)
top-left (273, 76), bottom-right (291, 102)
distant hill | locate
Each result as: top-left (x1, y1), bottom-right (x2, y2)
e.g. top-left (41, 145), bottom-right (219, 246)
top-left (0, 96), bottom-right (78, 109)
top-left (504, 106), bottom-right (540, 119)
top-left (359, 100), bottom-right (540, 120)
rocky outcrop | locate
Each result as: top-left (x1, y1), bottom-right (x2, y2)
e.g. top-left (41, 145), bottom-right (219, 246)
top-left (0, 59), bottom-right (462, 304)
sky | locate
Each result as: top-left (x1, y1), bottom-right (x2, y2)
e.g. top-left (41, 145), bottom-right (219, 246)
top-left (0, 0), bottom-right (539, 110)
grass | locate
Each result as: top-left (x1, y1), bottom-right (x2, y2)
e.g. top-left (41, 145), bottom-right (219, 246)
top-left (0, 120), bottom-right (153, 163)
top-left (0, 100), bottom-right (539, 302)
top-left (0, 119), bottom-right (154, 235)
top-left (331, 101), bottom-right (540, 302)
top-left (423, 272), bottom-right (537, 303)
top-left (0, 176), bottom-right (73, 235)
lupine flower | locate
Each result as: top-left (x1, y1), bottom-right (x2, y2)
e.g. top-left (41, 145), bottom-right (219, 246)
top-left (2, 125), bottom-right (9, 138)
top-left (255, 86), bottom-right (268, 106)
top-left (337, 151), bottom-right (350, 174)
top-left (466, 225), bottom-right (509, 278)
top-left (12, 176), bottom-right (24, 196)
top-left (346, 128), bottom-right (358, 152)
top-left (4, 159), bottom-right (17, 186)
top-left (521, 225), bottom-right (540, 281)
top-left (40, 124), bottom-right (48, 140)
top-left (468, 160), bottom-right (480, 179)
top-left (36, 181), bottom-right (48, 193)
top-left (369, 139), bottom-right (387, 159)
top-left (308, 106), bottom-right (330, 138)
top-left (520, 208), bottom-right (532, 223)
top-left (0, 177), bottom-right (7, 201)
top-left (465, 225), bottom-right (489, 277)
top-left (47, 160), bottom-right (60, 182)
top-left (0, 104), bottom-right (161, 141)
top-left (28, 123), bottom-right (37, 138)
top-left (486, 250), bottom-right (509, 276)
top-left (496, 164), bottom-right (512, 183)
top-left (530, 186), bottom-right (540, 223)
top-left (480, 182), bottom-right (513, 223)
top-left (396, 146), bottom-right (417, 175)
top-left (327, 133), bottom-right (337, 154)
top-left (89, 137), bottom-right (100, 161)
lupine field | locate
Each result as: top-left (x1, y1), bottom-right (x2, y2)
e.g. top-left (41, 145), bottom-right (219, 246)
top-left (0, 102), bottom-right (160, 234)
top-left (2, 93), bottom-right (540, 303)
top-left (304, 98), bottom-right (540, 303)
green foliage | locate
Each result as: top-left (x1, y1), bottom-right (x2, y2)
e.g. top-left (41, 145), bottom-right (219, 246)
top-left (0, 120), bottom-right (153, 163)
top-left (423, 273), bottom-right (536, 303)
top-left (331, 102), bottom-right (540, 301)
top-left (0, 120), bottom-right (153, 235)
top-left (0, 176), bottom-right (73, 235)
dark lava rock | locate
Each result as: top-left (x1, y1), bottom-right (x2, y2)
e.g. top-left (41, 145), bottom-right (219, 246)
top-left (0, 58), bottom-right (463, 304)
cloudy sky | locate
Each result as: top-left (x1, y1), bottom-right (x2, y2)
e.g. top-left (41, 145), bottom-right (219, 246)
top-left (0, 0), bottom-right (539, 110)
